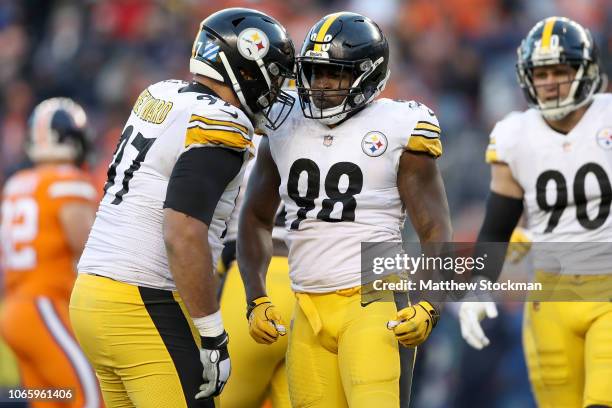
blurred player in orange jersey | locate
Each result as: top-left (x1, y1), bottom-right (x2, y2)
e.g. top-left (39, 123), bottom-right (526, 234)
top-left (0, 98), bottom-right (103, 408)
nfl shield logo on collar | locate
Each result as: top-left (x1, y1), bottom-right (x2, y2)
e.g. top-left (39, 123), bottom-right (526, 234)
top-left (323, 135), bottom-right (334, 146)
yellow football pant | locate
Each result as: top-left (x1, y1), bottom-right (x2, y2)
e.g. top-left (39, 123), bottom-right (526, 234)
top-left (219, 256), bottom-right (294, 408)
top-left (287, 289), bottom-right (400, 407)
top-left (69, 274), bottom-right (217, 408)
top-left (524, 273), bottom-right (612, 407)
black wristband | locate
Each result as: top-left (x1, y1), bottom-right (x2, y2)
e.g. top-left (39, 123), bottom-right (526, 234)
top-left (200, 331), bottom-right (229, 349)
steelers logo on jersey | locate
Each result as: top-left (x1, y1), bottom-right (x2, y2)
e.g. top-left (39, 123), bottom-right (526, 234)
top-left (237, 28), bottom-right (269, 61)
top-left (596, 127), bottom-right (612, 150)
top-left (362, 131), bottom-right (388, 157)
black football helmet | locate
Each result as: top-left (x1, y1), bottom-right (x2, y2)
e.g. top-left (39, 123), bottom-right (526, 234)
top-left (296, 12), bottom-right (390, 125)
top-left (190, 8), bottom-right (296, 129)
top-left (26, 97), bottom-right (89, 165)
top-left (517, 16), bottom-right (602, 120)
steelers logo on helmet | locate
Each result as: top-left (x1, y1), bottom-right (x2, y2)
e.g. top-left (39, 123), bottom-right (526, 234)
top-left (237, 28), bottom-right (269, 61)
top-left (362, 131), bottom-right (388, 157)
top-left (596, 127), bottom-right (612, 150)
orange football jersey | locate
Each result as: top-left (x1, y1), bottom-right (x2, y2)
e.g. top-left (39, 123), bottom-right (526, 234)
top-left (1, 164), bottom-right (97, 299)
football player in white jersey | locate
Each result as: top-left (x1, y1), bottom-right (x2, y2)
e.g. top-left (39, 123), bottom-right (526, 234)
top-left (219, 135), bottom-right (294, 408)
top-left (238, 12), bottom-right (452, 408)
top-left (69, 8), bottom-right (296, 408)
top-left (458, 17), bottom-right (612, 408)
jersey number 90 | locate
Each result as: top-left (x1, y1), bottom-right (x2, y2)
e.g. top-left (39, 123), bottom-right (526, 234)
top-left (536, 162), bottom-right (611, 232)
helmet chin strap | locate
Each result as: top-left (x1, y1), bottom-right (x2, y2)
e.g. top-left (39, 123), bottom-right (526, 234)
top-left (219, 51), bottom-right (274, 130)
top-left (219, 51), bottom-right (255, 119)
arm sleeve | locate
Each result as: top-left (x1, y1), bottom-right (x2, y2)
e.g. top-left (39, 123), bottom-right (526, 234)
top-left (164, 147), bottom-right (244, 226)
top-left (474, 191), bottom-right (524, 282)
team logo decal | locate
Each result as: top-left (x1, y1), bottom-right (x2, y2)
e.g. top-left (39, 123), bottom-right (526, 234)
top-left (362, 131), bottom-right (388, 157)
top-left (596, 127), bottom-right (612, 150)
top-left (237, 28), bottom-right (269, 61)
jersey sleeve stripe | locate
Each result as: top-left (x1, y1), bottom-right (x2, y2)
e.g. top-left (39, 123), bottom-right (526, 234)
top-left (410, 129), bottom-right (440, 139)
top-left (189, 114), bottom-right (248, 134)
top-left (185, 126), bottom-right (253, 149)
top-left (189, 122), bottom-right (248, 135)
top-left (48, 181), bottom-right (97, 200)
top-left (485, 148), bottom-right (499, 163)
top-left (414, 121), bottom-right (441, 133)
top-left (406, 135), bottom-right (442, 158)
top-left (485, 148), bottom-right (507, 164)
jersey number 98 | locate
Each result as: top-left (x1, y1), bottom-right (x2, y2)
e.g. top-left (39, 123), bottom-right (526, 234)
top-left (287, 159), bottom-right (363, 229)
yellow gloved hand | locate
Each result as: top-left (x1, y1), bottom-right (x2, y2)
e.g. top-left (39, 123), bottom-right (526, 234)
top-left (387, 300), bottom-right (439, 347)
top-left (506, 227), bottom-right (532, 264)
top-left (246, 296), bottom-right (286, 345)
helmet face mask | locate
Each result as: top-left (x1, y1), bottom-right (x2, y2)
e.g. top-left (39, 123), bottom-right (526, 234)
top-left (26, 98), bottom-right (89, 165)
top-left (527, 64), bottom-right (578, 113)
top-left (296, 12), bottom-right (390, 125)
top-left (516, 16), bottom-right (602, 120)
top-left (238, 61), bottom-right (296, 130)
top-left (190, 8), bottom-right (296, 130)
top-left (297, 56), bottom-right (384, 124)
top-left (302, 62), bottom-right (355, 110)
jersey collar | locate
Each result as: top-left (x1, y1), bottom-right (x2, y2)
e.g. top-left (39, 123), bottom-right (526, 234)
top-left (179, 81), bottom-right (220, 98)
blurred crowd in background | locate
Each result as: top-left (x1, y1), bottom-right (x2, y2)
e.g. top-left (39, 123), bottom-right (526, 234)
top-left (1, 0), bottom-right (611, 407)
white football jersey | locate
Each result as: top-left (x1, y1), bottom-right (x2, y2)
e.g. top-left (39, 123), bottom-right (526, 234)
top-left (224, 135), bottom-right (287, 243)
top-left (78, 80), bottom-right (253, 290)
top-left (487, 93), bottom-right (612, 274)
top-left (268, 93), bottom-right (442, 292)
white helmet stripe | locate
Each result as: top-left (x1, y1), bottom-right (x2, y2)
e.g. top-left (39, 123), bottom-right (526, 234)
top-left (255, 57), bottom-right (272, 89)
top-left (219, 51), bottom-right (255, 118)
